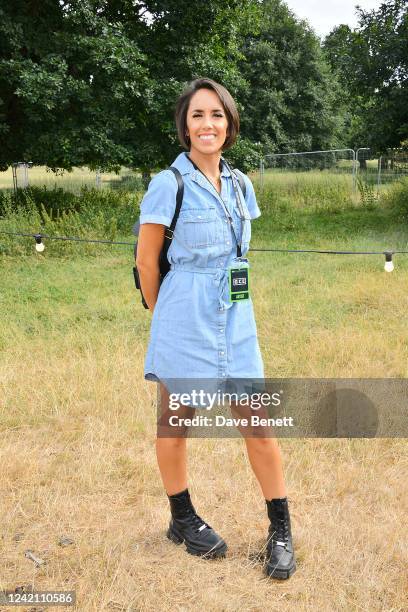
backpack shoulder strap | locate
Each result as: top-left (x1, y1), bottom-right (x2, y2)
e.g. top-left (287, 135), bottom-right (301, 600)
top-left (160, 165), bottom-right (184, 259)
top-left (232, 168), bottom-right (246, 199)
top-left (167, 167), bottom-right (184, 235)
top-left (133, 167), bottom-right (183, 239)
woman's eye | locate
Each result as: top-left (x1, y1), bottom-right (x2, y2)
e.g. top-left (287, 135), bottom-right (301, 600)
top-left (192, 113), bottom-right (224, 118)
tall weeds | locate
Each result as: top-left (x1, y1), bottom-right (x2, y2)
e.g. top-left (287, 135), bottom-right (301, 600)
top-left (0, 187), bottom-right (141, 256)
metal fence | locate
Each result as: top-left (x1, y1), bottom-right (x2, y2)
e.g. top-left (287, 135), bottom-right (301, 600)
top-left (377, 152), bottom-right (408, 187)
top-left (259, 149), bottom-right (356, 191)
top-left (259, 148), bottom-right (408, 192)
top-left (3, 150), bottom-right (408, 194)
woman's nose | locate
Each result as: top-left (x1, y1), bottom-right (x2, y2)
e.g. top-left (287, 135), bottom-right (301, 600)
top-left (201, 115), bottom-right (214, 129)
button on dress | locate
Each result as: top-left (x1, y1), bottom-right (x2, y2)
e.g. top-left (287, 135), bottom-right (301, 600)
top-left (138, 152), bottom-right (264, 393)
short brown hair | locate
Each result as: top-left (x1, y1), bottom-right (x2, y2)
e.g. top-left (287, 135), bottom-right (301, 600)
top-left (175, 78), bottom-right (240, 151)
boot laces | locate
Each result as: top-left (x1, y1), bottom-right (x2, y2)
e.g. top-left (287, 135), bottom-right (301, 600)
top-left (186, 506), bottom-right (210, 533)
top-left (270, 513), bottom-right (288, 546)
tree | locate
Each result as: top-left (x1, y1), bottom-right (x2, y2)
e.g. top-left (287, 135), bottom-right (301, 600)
top-left (0, 1), bottom-right (151, 171)
top-left (323, 0), bottom-right (408, 153)
top-left (237, 0), bottom-right (343, 155)
top-left (0, 0), bottom-right (256, 173)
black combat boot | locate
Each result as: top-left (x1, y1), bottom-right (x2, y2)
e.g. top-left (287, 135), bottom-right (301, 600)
top-left (166, 488), bottom-right (227, 558)
top-left (265, 497), bottom-right (296, 579)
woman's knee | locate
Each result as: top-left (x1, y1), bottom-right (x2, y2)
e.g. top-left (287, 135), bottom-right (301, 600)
top-left (156, 436), bottom-right (186, 451)
top-left (245, 436), bottom-right (279, 454)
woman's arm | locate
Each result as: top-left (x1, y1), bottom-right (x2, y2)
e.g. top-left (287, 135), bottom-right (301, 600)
top-left (135, 223), bottom-right (166, 312)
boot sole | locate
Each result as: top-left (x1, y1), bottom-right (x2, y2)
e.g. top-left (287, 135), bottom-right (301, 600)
top-left (265, 561), bottom-right (297, 580)
top-left (166, 526), bottom-right (227, 559)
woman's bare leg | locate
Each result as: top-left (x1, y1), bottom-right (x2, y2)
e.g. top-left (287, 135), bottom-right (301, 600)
top-left (155, 437), bottom-right (188, 495)
top-left (155, 383), bottom-right (227, 557)
top-left (243, 437), bottom-right (287, 499)
top-left (155, 382), bottom-right (190, 495)
top-left (230, 401), bottom-right (287, 499)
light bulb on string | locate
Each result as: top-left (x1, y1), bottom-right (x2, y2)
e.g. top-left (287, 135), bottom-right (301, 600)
top-left (34, 234), bottom-right (45, 253)
top-left (384, 251), bottom-right (394, 272)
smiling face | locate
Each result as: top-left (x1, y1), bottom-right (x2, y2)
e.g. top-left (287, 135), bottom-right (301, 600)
top-left (185, 88), bottom-right (230, 156)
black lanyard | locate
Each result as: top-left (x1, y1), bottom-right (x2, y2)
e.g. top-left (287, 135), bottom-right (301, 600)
top-left (185, 154), bottom-right (247, 258)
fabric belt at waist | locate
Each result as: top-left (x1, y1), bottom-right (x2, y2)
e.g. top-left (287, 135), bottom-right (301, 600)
top-left (169, 263), bottom-right (232, 310)
top-left (170, 263), bottom-right (228, 274)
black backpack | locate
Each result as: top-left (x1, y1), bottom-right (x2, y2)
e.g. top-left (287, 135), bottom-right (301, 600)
top-left (133, 166), bottom-right (246, 309)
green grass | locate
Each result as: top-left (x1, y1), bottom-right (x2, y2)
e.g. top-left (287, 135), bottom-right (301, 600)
top-left (252, 205), bottom-right (405, 246)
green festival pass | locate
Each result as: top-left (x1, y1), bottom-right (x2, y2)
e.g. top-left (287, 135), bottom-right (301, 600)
top-left (228, 262), bottom-right (250, 302)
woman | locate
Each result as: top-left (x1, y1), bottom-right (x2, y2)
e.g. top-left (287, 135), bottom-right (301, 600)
top-left (136, 78), bottom-right (296, 579)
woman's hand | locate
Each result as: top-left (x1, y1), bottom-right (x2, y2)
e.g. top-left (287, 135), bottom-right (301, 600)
top-left (135, 223), bottom-right (166, 312)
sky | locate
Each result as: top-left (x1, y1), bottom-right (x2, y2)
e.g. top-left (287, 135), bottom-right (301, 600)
top-left (284, 0), bottom-right (384, 38)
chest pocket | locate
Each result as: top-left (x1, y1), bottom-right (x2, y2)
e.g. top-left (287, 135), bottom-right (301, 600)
top-left (179, 207), bottom-right (223, 248)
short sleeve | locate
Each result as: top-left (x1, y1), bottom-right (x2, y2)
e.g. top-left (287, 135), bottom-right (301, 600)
top-left (139, 169), bottom-right (178, 227)
top-left (235, 170), bottom-right (261, 220)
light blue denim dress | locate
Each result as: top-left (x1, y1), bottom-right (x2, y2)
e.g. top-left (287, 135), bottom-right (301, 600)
top-left (139, 152), bottom-right (264, 388)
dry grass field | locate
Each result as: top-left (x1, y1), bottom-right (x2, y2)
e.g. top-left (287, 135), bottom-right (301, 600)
top-left (1, 227), bottom-right (407, 611)
top-left (0, 166), bottom-right (141, 194)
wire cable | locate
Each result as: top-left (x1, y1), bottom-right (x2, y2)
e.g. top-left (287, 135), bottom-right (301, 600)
top-left (249, 248), bottom-right (408, 254)
top-left (1, 229), bottom-right (408, 256)
top-left (0, 230), bottom-right (135, 246)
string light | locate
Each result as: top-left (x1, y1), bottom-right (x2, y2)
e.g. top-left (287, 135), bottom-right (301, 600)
top-left (34, 233), bottom-right (45, 252)
top-left (0, 230), bottom-right (407, 272)
top-left (250, 247), bottom-right (405, 272)
top-left (0, 230), bottom-right (135, 246)
top-left (384, 251), bottom-right (394, 273)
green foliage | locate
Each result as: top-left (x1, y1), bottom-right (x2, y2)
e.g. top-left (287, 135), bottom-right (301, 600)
top-left (0, 0), bottom-right (257, 172)
top-left (109, 174), bottom-right (144, 193)
top-left (0, 186), bottom-right (141, 256)
top-left (0, 1), bottom-right (150, 171)
top-left (0, 186), bottom-right (79, 217)
top-left (323, 0), bottom-right (408, 153)
top-left (0, 0), bottom-right (347, 174)
top-left (238, 0), bottom-right (343, 154)
top-left (356, 176), bottom-right (379, 210)
top-left (75, 185), bottom-right (141, 233)
top-left (224, 137), bottom-right (263, 173)
top-left (1, 177), bottom-right (403, 259)
top-left (258, 176), bottom-right (354, 217)
top-left (382, 177), bottom-right (408, 220)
